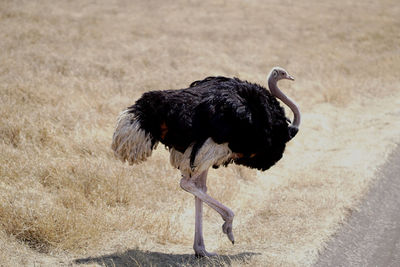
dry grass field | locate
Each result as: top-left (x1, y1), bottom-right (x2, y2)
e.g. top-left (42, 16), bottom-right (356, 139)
top-left (1, 0), bottom-right (400, 266)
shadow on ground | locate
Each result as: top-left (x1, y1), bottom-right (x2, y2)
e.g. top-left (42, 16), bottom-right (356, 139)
top-left (74, 248), bottom-right (259, 267)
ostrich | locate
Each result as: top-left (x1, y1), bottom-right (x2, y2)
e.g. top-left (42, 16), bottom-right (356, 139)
top-left (111, 67), bottom-right (301, 257)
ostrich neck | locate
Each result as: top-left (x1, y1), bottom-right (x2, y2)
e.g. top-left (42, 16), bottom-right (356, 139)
top-left (268, 78), bottom-right (301, 128)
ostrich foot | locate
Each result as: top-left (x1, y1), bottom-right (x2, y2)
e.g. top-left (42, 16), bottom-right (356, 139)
top-left (222, 220), bottom-right (235, 244)
top-left (194, 246), bottom-right (217, 258)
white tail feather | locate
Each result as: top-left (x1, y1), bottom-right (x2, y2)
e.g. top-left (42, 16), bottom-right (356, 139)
top-left (111, 110), bottom-right (157, 165)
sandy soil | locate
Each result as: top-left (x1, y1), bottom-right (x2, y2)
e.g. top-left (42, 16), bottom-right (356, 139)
top-left (315, 146), bottom-right (400, 267)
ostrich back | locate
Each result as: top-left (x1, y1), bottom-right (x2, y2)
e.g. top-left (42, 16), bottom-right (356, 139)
top-left (128, 76), bottom-right (291, 171)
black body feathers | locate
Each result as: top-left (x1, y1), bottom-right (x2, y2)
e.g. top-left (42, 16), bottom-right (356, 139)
top-left (129, 76), bottom-right (292, 171)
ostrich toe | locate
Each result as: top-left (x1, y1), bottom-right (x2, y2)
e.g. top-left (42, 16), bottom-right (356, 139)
top-left (194, 247), bottom-right (217, 258)
top-left (222, 221), bottom-right (235, 244)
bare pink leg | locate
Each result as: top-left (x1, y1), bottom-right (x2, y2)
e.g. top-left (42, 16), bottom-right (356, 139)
top-left (180, 170), bottom-right (235, 255)
top-left (193, 171), bottom-right (216, 257)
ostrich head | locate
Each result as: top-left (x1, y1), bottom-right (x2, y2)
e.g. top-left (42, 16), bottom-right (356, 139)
top-left (269, 67), bottom-right (295, 82)
top-left (267, 67), bottom-right (300, 138)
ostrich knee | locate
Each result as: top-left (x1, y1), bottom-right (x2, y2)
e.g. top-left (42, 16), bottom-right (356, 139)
top-left (180, 177), bottom-right (196, 193)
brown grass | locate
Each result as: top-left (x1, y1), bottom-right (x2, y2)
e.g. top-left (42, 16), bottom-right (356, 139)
top-left (1, 0), bottom-right (400, 266)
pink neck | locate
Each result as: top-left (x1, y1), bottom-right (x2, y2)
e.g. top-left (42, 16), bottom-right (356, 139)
top-left (268, 78), bottom-right (301, 129)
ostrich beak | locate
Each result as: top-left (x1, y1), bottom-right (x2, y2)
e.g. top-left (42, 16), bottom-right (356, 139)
top-left (287, 75), bottom-right (295, 81)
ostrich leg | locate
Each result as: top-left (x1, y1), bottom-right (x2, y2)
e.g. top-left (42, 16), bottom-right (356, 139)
top-left (193, 170), bottom-right (216, 257)
top-left (180, 170), bottom-right (235, 254)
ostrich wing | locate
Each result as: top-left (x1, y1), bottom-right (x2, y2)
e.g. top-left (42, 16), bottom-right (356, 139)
top-left (192, 85), bottom-right (290, 171)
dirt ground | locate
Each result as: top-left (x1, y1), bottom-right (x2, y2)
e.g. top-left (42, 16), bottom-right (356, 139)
top-left (315, 146), bottom-right (400, 267)
top-left (0, 0), bottom-right (399, 266)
